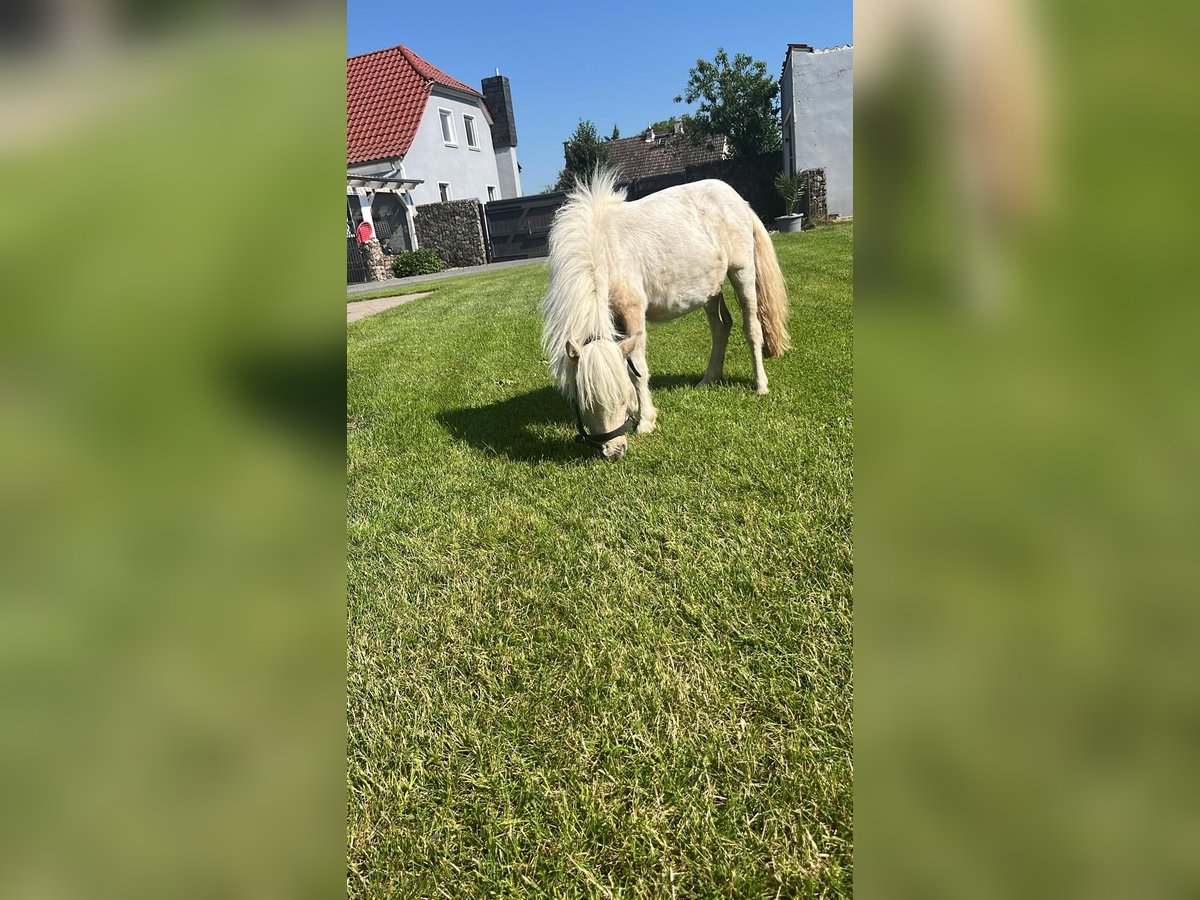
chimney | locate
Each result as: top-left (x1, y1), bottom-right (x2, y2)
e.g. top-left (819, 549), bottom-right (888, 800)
top-left (481, 73), bottom-right (517, 148)
top-left (788, 43), bottom-right (814, 53)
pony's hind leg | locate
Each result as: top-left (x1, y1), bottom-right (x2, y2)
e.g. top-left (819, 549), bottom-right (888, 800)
top-left (729, 266), bottom-right (769, 395)
top-left (696, 292), bottom-right (733, 388)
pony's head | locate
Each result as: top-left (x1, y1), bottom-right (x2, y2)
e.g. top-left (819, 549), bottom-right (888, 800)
top-left (540, 167), bottom-right (637, 459)
top-left (565, 333), bottom-right (640, 461)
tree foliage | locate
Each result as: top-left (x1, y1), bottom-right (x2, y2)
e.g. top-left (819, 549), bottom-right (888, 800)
top-left (555, 120), bottom-right (612, 190)
top-left (609, 123), bottom-right (620, 141)
top-left (674, 47), bottom-right (782, 158)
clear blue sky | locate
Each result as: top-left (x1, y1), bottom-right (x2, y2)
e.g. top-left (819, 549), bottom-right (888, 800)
top-left (347, 0), bottom-right (853, 194)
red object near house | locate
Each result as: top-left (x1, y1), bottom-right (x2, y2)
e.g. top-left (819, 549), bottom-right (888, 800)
top-left (356, 220), bottom-right (374, 244)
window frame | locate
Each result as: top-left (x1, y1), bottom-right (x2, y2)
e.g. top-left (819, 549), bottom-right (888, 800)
top-left (438, 182), bottom-right (452, 202)
top-left (438, 108), bottom-right (457, 147)
top-left (463, 114), bottom-right (480, 150)
top-left (486, 185), bottom-right (497, 202)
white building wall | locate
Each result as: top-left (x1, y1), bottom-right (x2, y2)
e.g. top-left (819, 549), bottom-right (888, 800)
top-left (400, 89), bottom-right (503, 207)
top-left (494, 146), bottom-right (521, 199)
top-left (783, 46), bottom-right (853, 218)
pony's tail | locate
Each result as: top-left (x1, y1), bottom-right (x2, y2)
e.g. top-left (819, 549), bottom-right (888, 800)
top-left (752, 216), bottom-right (791, 358)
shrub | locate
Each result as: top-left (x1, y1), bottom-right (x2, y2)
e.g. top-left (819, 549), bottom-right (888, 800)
top-left (392, 248), bottom-right (445, 278)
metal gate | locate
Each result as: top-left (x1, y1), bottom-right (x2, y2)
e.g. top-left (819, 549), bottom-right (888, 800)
top-left (483, 191), bottom-right (567, 261)
top-left (347, 238), bottom-right (368, 284)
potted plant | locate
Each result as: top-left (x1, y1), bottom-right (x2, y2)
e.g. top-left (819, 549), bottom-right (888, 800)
top-left (773, 172), bottom-right (807, 233)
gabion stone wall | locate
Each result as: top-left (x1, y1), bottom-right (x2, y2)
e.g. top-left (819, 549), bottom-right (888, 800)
top-left (803, 168), bottom-right (828, 223)
top-left (414, 199), bottom-right (488, 268)
top-left (362, 240), bottom-right (391, 281)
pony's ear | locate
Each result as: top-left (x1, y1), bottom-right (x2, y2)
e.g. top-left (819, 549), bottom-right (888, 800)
top-left (565, 339), bottom-right (582, 360)
top-left (618, 331), bottom-right (643, 358)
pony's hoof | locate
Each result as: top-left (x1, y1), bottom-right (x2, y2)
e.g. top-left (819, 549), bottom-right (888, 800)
top-left (755, 383), bottom-right (769, 396)
top-left (694, 377), bottom-right (717, 389)
top-left (636, 416), bottom-right (657, 435)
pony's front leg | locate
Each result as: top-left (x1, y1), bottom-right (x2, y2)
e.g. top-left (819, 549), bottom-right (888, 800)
top-left (617, 295), bottom-right (658, 434)
top-left (630, 344), bottom-right (657, 434)
top-left (696, 292), bottom-right (733, 388)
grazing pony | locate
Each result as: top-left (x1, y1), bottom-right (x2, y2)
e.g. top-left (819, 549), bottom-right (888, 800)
top-left (540, 170), bottom-right (790, 460)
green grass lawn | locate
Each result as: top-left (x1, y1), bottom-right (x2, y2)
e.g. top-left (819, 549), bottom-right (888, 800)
top-left (347, 225), bottom-right (853, 897)
top-left (348, 284), bottom-right (447, 303)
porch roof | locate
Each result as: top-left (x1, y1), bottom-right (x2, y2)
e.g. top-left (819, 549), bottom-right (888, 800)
top-left (347, 173), bottom-right (424, 194)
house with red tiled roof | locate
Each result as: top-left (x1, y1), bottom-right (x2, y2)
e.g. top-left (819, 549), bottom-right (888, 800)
top-left (346, 44), bottom-right (522, 252)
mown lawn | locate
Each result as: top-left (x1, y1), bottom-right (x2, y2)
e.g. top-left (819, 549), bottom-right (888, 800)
top-left (348, 286), bottom-right (436, 303)
top-left (347, 224), bottom-right (853, 898)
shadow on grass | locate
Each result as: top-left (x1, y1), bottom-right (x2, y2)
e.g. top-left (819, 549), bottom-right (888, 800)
top-left (437, 387), bottom-right (582, 465)
top-left (436, 372), bottom-right (752, 463)
top-left (647, 373), bottom-right (754, 391)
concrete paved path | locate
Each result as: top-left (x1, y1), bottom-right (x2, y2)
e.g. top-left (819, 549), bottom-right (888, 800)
top-left (347, 291), bottom-right (433, 323)
top-left (346, 256), bottom-right (544, 296)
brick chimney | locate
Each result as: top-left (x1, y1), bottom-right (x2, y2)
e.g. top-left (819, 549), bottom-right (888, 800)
top-left (481, 70), bottom-right (522, 197)
top-left (481, 72), bottom-right (517, 148)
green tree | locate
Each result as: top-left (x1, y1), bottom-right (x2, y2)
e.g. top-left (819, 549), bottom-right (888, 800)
top-left (555, 120), bottom-right (612, 190)
top-left (609, 123), bottom-right (620, 141)
top-left (674, 47), bottom-right (782, 157)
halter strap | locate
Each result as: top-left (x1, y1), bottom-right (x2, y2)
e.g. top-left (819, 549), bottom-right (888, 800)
top-left (573, 334), bottom-right (642, 446)
top-left (574, 411), bottom-right (637, 446)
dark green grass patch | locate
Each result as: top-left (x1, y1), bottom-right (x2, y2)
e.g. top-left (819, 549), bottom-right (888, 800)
top-left (347, 225), bottom-right (853, 897)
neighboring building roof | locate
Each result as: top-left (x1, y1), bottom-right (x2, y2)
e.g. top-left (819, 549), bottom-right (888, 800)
top-left (781, 43), bottom-right (853, 76)
top-left (606, 130), bottom-right (728, 183)
top-left (347, 44), bottom-right (482, 166)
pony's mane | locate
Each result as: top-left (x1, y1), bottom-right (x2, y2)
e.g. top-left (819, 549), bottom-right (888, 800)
top-left (540, 169), bottom-right (628, 400)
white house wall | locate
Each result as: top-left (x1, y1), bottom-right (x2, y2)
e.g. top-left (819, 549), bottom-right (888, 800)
top-left (401, 89), bottom-right (504, 206)
top-left (784, 47), bottom-right (853, 218)
top-left (494, 146), bottom-right (521, 199)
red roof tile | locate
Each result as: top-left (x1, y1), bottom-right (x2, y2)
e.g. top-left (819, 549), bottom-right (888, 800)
top-left (347, 45), bottom-right (481, 166)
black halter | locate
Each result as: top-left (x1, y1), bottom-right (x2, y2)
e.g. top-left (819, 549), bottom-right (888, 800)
top-left (573, 335), bottom-right (642, 447)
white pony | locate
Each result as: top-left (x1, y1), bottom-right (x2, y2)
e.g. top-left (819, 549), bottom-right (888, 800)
top-left (540, 170), bottom-right (790, 460)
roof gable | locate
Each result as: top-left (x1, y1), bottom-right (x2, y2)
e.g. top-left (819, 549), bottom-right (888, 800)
top-left (347, 44), bottom-right (481, 166)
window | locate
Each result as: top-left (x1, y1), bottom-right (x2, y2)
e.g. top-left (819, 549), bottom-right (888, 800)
top-left (438, 182), bottom-right (452, 202)
top-left (463, 114), bottom-right (479, 150)
top-left (438, 108), bottom-right (456, 146)
top-left (486, 185), bottom-right (497, 202)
